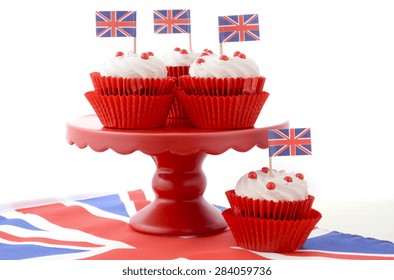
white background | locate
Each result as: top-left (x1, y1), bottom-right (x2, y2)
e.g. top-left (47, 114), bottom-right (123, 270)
top-left (0, 0), bottom-right (393, 242)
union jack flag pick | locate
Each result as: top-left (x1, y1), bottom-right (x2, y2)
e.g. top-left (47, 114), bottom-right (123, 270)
top-left (268, 128), bottom-right (312, 157)
top-left (218, 14), bottom-right (260, 43)
top-left (153, 9), bottom-right (191, 34)
top-left (96, 11), bottom-right (137, 37)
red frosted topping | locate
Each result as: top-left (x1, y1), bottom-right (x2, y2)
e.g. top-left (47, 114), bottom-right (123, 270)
top-left (140, 53), bottom-right (150, 60)
top-left (261, 167), bottom-right (269, 173)
top-left (147, 51), bottom-right (154, 56)
top-left (201, 52), bottom-right (210, 57)
top-left (248, 171), bottom-right (257, 179)
top-left (116, 51), bottom-right (124, 57)
top-left (196, 58), bottom-right (205, 64)
top-left (174, 47), bottom-right (181, 51)
top-left (266, 182), bottom-right (276, 190)
top-left (233, 51), bottom-right (241, 57)
top-left (180, 49), bottom-right (188, 55)
top-left (238, 53), bottom-right (246, 59)
top-left (284, 176), bottom-right (293, 183)
top-left (203, 49), bottom-right (213, 54)
top-left (219, 55), bottom-right (229, 61)
top-left (296, 173), bottom-right (304, 180)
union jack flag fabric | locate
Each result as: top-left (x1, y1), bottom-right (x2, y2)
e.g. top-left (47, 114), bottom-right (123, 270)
top-left (268, 128), bottom-right (312, 157)
top-left (1, 189), bottom-right (394, 260)
top-left (153, 9), bottom-right (191, 34)
top-left (218, 14), bottom-right (260, 43)
top-left (96, 11), bottom-right (137, 37)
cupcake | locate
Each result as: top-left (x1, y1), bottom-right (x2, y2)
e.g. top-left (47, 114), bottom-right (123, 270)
top-left (162, 47), bottom-right (201, 81)
top-left (86, 51), bottom-right (176, 129)
top-left (223, 167), bottom-right (322, 252)
top-left (222, 208), bottom-right (321, 252)
top-left (178, 51), bottom-right (269, 129)
top-left (162, 47), bottom-right (201, 119)
top-left (226, 168), bottom-right (315, 219)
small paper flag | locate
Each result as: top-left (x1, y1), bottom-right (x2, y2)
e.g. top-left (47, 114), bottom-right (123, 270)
top-left (268, 128), bottom-right (312, 157)
top-left (218, 14), bottom-right (260, 43)
top-left (96, 11), bottom-right (137, 37)
top-left (153, 9), bottom-right (191, 34)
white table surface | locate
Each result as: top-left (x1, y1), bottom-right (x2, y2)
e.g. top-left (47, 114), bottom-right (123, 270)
top-left (313, 198), bottom-right (394, 243)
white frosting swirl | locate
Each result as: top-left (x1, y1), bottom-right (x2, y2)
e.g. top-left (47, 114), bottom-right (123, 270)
top-left (101, 52), bottom-right (167, 78)
top-left (189, 53), bottom-right (260, 78)
top-left (235, 169), bottom-right (309, 202)
top-left (162, 49), bottom-right (201, 66)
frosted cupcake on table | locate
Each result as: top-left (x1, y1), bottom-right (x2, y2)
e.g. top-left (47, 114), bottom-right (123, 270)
top-left (86, 51), bottom-right (176, 129)
top-left (222, 167), bottom-right (322, 252)
top-left (178, 51), bottom-right (269, 129)
top-left (227, 167), bottom-right (315, 219)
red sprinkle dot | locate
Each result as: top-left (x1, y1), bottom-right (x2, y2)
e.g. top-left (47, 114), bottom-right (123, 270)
top-left (238, 53), bottom-right (246, 59)
top-left (203, 49), bottom-right (213, 54)
top-left (147, 51), bottom-right (154, 56)
top-left (140, 53), bottom-right (150, 60)
top-left (116, 51), bottom-right (124, 57)
top-left (220, 55), bottom-right (229, 61)
top-left (266, 182), bottom-right (276, 190)
top-left (248, 171), bottom-right (257, 179)
top-left (201, 52), bottom-right (210, 56)
top-left (261, 167), bottom-right (270, 173)
top-left (180, 49), bottom-right (188, 54)
top-left (174, 47), bottom-right (181, 51)
top-left (233, 51), bottom-right (241, 57)
top-left (284, 176), bottom-right (293, 183)
top-left (296, 173), bottom-right (304, 180)
top-left (196, 58), bottom-right (206, 64)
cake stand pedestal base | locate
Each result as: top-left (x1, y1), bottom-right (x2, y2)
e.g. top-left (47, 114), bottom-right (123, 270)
top-left (66, 114), bottom-right (289, 237)
top-left (129, 151), bottom-right (228, 236)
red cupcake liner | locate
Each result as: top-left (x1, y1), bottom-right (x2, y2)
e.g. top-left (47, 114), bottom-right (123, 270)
top-left (177, 91), bottom-right (269, 129)
top-left (178, 76), bottom-right (266, 96)
top-left (85, 91), bottom-right (175, 129)
top-left (225, 190), bottom-right (315, 220)
top-left (90, 72), bottom-right (176, 96)
top-left (166, 66), bottom-right (190, 81)
top-left (165, 66), bottom-right (190, 118)
top-left (167, 87), bottom-right (189, 119)
top-left (222, 208), bottom-right (322, 252)
top-left (164, 118), bottom-right (193, 128)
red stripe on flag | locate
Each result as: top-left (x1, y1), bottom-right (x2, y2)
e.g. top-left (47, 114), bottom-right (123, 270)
top-left (17, 203), bottom-right (132, 245)
top-left (128, 190), bottom-right (150, 211)
top-left (0, 231), bottom-right (101, 248)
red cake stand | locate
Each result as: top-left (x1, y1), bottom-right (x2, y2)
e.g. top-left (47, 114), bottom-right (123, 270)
top-left (66, 115), bottom-right (289, 237)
